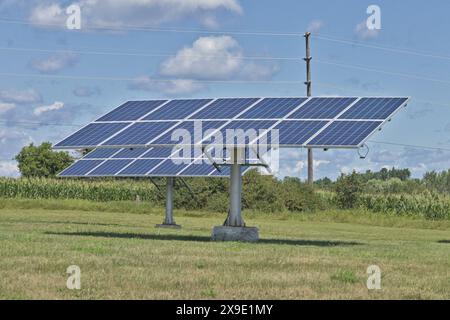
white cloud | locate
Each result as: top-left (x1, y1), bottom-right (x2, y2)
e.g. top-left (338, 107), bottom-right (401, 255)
top-left (0, 160), bottom-right (19, 177)
top-left (0, 128), bottom-right (32, 178)
top-left (29, 0), bottom-right (242, 28)
top-left (131, 35), bottom-right (277, 95)
top-left (0, 103), bottom-right (15, 113)
top-left (0, 88), bottom-right (42, 104)
top-left (201, 15), bottom-right (220, 29)
top-left (30, 52), bottom-right (79, 73)
top-left (313, 159), bottom-right (330, 169)
top-left (34, 101), bottom-right (64, 116)
top-left (129, 76), bottom-right (204, 95)
top-left (160, 36), bottom-right (276, 80)
top-left (355, 21), bottom-right (380, 40)
top-left (307, 20), bottom-right (324, 33)
top-left (29, 3), bottom-right (65, 26)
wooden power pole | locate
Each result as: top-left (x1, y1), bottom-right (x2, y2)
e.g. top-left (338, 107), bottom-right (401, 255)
top-left (304, 32), bottom-right (313, 185)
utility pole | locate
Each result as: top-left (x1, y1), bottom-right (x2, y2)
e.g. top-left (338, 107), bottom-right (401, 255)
top-left (304, 32), bottom-right (313, 185)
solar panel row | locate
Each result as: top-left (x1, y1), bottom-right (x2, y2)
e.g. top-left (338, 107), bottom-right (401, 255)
top-left (54, 97), bottom-right (408, 149)
top-left (58, 147), bottom-right (257, 178)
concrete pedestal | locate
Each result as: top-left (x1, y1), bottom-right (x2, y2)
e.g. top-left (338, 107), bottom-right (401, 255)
top-left (211, 226), bottom-right (259, 242)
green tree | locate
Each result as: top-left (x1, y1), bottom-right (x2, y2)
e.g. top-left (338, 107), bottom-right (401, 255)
top-left (15, 142), bottom-right (74, 178)
top-left (335, 171), bottom-right (363, 209)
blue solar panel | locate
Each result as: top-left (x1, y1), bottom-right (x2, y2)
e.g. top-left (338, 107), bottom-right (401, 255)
top-left (273, 121), bottom-right (328, 145)
top-left (288, 97), bottom-right (357, 119)
top-left (238, 98), bottom-right (307, 119)
top-left (55, 123), bottom-right (129, 148)
top-left (191, 98), bottom-right (259, 119)
top-left (152, 120), bottom-right (226, 145)
top-left (142, 99), bottom-right (212, 120)
top-left (84, 148), bottom-right (120, 159)
top-left (96, 100), bottom-right (167, 121)
top-left (59, 160), bottom-right (103, 176)
top-left (112, 148), bottom-right (149, 159)
top-left (308, 121), bottom-right (381, 146)
top-left (102, 122), bottom-right (176, 146)
top-left (339, 97), bottom-right (408, 119)
top-left (142, 147), bottom-right (179, 158)
top-left (89, 159), bottom-right (133, 176)
top-left (207, 120), bottom-right (276, 145)
top-left (210, 166), bottom-right (230, 176)
top-left (118, 159), bottom-right (162, 175)
top-left (179, 163), bottom-right (215, 176)
top-left (147, 159), bottom-right (185, 175)
top-left (54, 97), bottom-right (407, 150)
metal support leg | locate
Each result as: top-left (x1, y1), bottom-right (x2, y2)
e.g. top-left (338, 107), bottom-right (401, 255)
top-left (212, 147), bottom-right (258, 242)
top-left (225, 151), bottom-right (245, 227)
top-left (164, 177), bottom-right (174, 224)
top-left (156, 177), bottom-right (181, 229)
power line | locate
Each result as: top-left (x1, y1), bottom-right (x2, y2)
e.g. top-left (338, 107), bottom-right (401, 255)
top-left (368, 140), bottom-right (450, 152)
top-left (0, 46), bottom-right (302, 62)
top-left (315, 58), bottom-right (450, 86)
top-left (0, 72), bottom-right (304, 84)
top-left (0, 18), bottom-right (303, 37)
top-left (3, 16), bottom-right (450, 63)
top-left (0, 120), bottom-right (82, 127)
top-left (4, 15), bottom-right (450, 65)
top-left (314, 34), bottom-right (450, 62)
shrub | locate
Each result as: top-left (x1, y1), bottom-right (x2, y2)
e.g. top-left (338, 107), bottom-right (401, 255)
top-left (335, 171), bottom-right (363, 209)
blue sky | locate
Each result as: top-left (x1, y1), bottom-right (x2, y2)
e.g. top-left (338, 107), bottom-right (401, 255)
top-left (0, 0), bottom-right (449, 179)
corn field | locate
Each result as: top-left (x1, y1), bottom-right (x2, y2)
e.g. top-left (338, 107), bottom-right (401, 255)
top-left (1, 177), bottom-right (450, 219)
top-left (358, 192), bottom-right (450, 220)
top-left (0, 177), bottom-right (158, 202)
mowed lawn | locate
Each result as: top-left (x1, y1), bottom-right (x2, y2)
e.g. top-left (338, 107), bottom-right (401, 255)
top-left (0, 200), bottom-right (449, 299)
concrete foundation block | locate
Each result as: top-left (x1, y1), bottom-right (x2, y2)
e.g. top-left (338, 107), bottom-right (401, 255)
top-left (155, 224), bottom-right (182, 229)
top-left (211, 226), bottom-right (259, 242)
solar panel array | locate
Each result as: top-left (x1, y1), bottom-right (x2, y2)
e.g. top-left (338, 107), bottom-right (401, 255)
top-left (58, 147), bottom-right (257, 178)
top-left (54, 97), bottom-right (409, 150)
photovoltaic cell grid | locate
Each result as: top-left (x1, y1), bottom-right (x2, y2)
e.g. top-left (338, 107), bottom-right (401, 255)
top-left (54, 97), bottom-right (409, 149)
top-left (58, 147), bottom-right (256, 178)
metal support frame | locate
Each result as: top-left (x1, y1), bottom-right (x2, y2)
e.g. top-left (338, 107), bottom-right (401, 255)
top-left (164, 177), bottom-right (175, 224)
top-left (224, 147), bottom-right (245, 227)
top-left (156, 177), bottom-right (181, 228)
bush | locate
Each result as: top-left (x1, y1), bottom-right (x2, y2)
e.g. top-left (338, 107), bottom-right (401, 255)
top-left (281, 177), bottom-right (326, 212)
top-left (335, 172), bottom-right (363, 209)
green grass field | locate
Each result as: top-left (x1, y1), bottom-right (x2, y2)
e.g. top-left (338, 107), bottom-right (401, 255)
top-left (0, 199), bottom-right (449, 299)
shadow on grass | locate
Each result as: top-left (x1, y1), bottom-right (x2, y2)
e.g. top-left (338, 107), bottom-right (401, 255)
top-left (7, 219), bottom-right (134, 228)
top-left (437, 240), bottom-right (450, 244)
top-left (45, 231), bottom-right (362, 247)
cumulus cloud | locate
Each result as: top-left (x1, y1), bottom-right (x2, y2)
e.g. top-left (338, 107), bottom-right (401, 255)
top-left (307, 20), bottom-right (324, 33)
top-left (34, 101), bottom-right (64, 116)
top-left (29, 52), bottom-right (79, 73)
top-left (0, 103), bottom-right (15, 113)
top-left (160, 36), bottom-right (276, 80)
top-left (29, 0), bottom-right (242, 28)
top-left (129, 76), bottom-right (204, 95)
top-left (132, 36), bottom-right (277, 95)
top-left (0, 161), bottom-right (19, 177)
top-left (0, 88), bottom-right (42, 104)
top-left (355, 21), bottom-right (380, 40)
top-left (0, 128), bottom-right (33, 177)
top-left (29, 3), bottom-right (65, 26)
